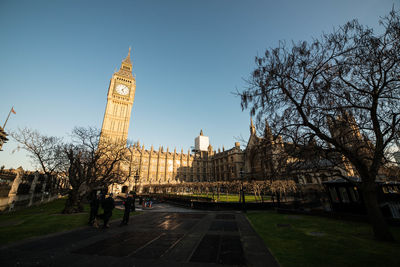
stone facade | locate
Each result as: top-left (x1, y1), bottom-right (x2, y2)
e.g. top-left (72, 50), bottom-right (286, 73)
top-left (211, 142), bottom-right (244, 181)
top-left (112, 132), bottom-right (246, 194)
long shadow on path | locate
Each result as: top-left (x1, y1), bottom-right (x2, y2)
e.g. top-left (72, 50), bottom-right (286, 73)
top-left (0, 203), bottom-right (279, 267)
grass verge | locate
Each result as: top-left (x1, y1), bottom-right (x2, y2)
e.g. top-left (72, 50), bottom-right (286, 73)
top-left (247, 211), bottom-right (400, 267)
top-left (0, 198), bottom-right (130, 245)
top-left (191, 193), bottom-right (269, 202)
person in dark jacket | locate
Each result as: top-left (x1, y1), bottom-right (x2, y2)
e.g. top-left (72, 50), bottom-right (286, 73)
top-left (88, 191), bottom-right (100, 226)
top-left (120, 193), bottom-right (134, 225)
top-left (102, 193), bottom-right (115, 228)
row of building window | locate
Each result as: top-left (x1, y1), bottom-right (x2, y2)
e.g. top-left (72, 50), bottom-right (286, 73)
top-left (116, 76), bottom-right (132, 84)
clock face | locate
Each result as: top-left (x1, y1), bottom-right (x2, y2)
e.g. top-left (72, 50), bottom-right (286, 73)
top-left (115, 84), bottom-right (129, 95)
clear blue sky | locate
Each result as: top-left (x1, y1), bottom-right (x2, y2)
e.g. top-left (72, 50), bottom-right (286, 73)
top-left (0, 0), bottom-right (396, 170)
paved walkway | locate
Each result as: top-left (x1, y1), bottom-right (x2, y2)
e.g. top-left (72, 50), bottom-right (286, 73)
top-left (0, 203), bottom-right (279, 267)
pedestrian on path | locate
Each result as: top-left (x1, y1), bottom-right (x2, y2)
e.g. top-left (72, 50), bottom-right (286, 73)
top-left (144, 197), bottom-right (153, 208)
top-left (120, 192), bottom-right (134, 226)
top-left (132, 193), bottom-right (136, 212)
top-left (138, 196), bottom-right (143, 207)
top-left (88, 191), bottom-right (100, 227)
top-left (101, 193), bottom-right (115, 228)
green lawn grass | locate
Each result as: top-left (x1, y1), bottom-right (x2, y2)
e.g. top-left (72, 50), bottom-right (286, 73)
top-left (191, 193), bottom-right (268, 202)
top-left (247, 211), bottom-right (400, 267)
top-left (0, 198), bottom-right (128, 245)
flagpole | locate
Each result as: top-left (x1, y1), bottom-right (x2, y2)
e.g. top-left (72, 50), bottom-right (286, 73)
top-left (3, 107), bottom-right (13, 129)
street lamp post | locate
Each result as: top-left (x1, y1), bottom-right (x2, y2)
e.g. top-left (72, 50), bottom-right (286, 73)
top-left (134, 170), bottom-right (140, 194)
top-left (240, 170), bottom-right (246, 213)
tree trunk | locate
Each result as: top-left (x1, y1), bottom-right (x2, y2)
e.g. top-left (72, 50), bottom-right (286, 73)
top-left (361, 180), bottom-right (394, 241)
top-left (63, 189), bottom-right (84, 214)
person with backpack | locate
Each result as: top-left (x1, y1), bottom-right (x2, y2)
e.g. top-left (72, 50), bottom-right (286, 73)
top-left (102, 193), bottom-right (115, 228)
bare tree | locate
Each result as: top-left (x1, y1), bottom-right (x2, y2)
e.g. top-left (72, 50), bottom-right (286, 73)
top-left (12, 127), bottom-right (132, 213)
top-left (239, 10), bottom-right (400, 241)
top-left (11, 128), bottom-right (64, 193)
top-left (61, 127), bottom-right (130, 213)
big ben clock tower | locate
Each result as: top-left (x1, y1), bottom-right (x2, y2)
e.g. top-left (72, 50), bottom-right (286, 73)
top-left (100, 48), bottom-right (136, 144)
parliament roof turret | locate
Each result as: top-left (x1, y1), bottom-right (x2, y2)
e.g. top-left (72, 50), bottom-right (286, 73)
top-left (250, 117), bottom-right (256, 135)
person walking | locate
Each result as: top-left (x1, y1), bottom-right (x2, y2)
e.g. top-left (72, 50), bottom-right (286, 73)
top-left (138, 196), bottom-right (143, 207)
top-left (120, 192), bottom-right (134, 226)
top-left (102, 193), bottom-right (115, 228)
top-left (88, 191), bottom-right (100, 227)
top-left (132, 193), bottom-right (136, 211)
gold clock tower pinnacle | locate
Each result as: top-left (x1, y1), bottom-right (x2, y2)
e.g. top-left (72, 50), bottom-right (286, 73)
top-left (100, 48), bottom-right (136, 144)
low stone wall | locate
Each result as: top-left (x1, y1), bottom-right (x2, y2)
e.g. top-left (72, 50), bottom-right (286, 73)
top-left (0, 168), bottom-right (66, 212)
top-left (0, 193), bottom-right (60, 212)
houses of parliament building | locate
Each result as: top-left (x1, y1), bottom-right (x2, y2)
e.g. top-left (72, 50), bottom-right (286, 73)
top-left (100, 49), bottom-right (247, 193)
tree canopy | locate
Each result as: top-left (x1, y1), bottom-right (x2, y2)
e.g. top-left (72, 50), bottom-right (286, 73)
top-left (239, 10), bottom-right (400, 241)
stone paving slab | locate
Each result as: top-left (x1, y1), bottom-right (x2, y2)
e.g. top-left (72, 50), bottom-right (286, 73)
top-left (0, 204), bottom-right (279, 267)
top-left (209, 220), bottom-right (238, 232)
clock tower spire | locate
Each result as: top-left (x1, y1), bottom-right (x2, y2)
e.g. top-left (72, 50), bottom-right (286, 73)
top-left (100, 48), bottom-right (136, 144)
